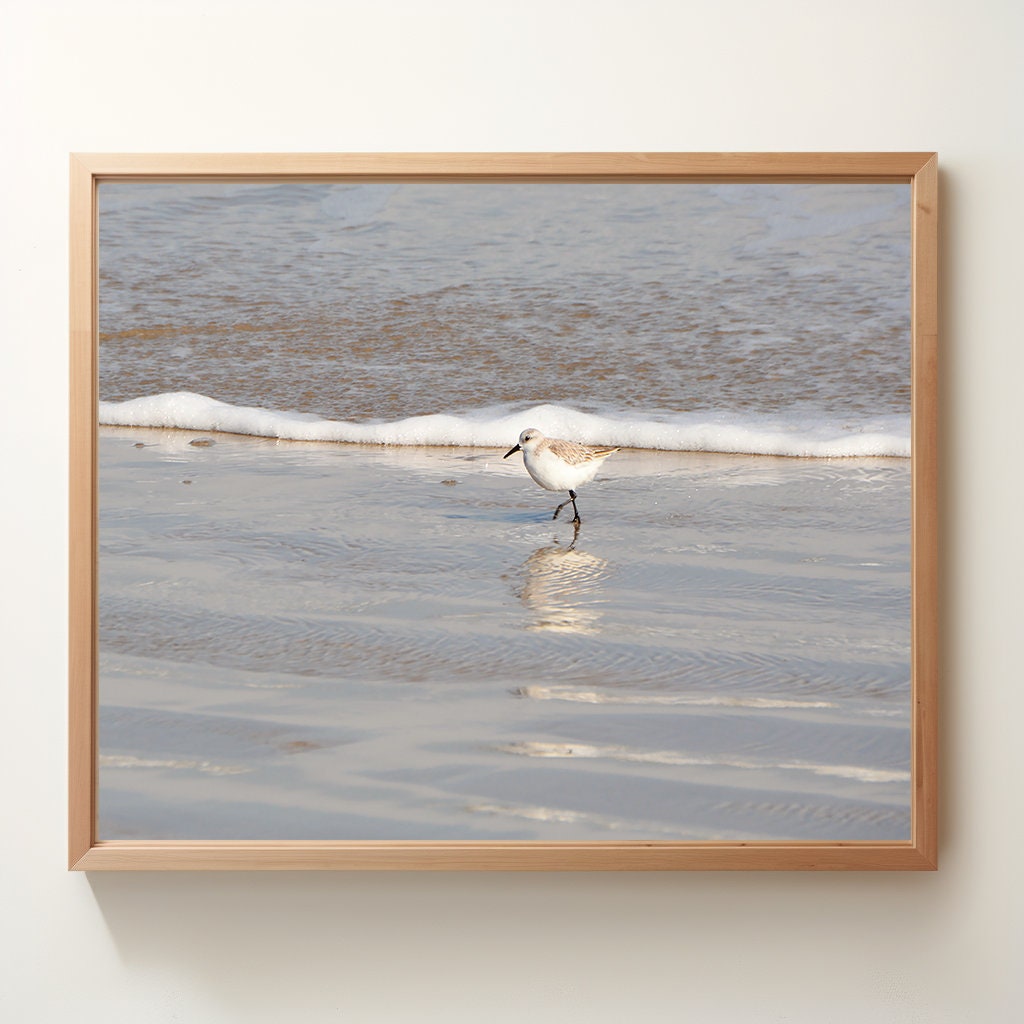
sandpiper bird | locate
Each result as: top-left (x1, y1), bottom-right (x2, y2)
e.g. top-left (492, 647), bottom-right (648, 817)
top-left (504, 428), bottom-right (619, 523)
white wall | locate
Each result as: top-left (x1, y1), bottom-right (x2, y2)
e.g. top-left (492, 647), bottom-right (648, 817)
top-left (2, 1), bottom-right (1021, 1020)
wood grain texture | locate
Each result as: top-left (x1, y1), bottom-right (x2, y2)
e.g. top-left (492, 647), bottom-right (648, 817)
top-left (68, 152), bottom-right (939, 871)
top-left (70, 151), bottom-right (936, 183)
top-left (72, 840), bottom-right (935, 872)
top-left (910, 155), bottom-right (940, 868)
top-left (68, 155), bottom-right (98, 868)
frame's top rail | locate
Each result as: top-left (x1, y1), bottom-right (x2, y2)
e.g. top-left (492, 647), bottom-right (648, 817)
top-left (71, 151), bottom-right (937, 184)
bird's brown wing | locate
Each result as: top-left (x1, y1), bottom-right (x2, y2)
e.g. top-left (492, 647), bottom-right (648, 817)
top-left (544, 438), bottom-right (619, 465)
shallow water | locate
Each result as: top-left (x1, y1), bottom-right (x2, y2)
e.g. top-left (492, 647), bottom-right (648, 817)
top-left (98, 431), bottom-right (910, 840)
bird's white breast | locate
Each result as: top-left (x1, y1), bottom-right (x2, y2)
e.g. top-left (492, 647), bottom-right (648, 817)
top-left (523, 446), bottom-right (604, 492)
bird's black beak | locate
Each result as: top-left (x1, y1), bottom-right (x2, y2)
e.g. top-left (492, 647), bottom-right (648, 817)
top-left (503, 443), bottom-right (521, 459)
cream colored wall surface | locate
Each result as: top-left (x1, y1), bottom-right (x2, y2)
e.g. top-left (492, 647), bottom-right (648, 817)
top-left (2, 1), bottom-right (1022, 1020)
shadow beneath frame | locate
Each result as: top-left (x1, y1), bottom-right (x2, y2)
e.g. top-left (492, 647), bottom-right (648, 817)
top-left (83, 866), bottom-right (946, 1017)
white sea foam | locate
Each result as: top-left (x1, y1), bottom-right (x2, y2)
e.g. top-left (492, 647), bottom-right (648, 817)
top-left (99, 392), bottom-right (910, 458)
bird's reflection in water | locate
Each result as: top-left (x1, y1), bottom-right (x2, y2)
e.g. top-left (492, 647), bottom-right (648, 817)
top-left (513, 524), bottom-right (610, 635)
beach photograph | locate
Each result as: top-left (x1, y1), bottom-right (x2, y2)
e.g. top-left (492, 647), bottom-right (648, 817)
top-left (96, 178), bottom-right (913, 842)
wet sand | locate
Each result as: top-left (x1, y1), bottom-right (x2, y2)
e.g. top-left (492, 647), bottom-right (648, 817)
top-left (98, 427), bottom-right (912, 841)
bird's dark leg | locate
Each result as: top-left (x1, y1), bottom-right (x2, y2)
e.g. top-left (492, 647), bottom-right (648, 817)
top-left (569, 490), bottom-right (581, 524)
top-left (553, 490), bottom-right (580, 523)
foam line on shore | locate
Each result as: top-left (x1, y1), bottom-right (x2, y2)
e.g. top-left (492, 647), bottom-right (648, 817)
top-left (99, 392), bottom-right (910, 458)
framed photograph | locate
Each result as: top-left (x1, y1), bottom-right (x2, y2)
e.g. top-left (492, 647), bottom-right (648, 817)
top-left (69, 153), bottom-right (938, 870)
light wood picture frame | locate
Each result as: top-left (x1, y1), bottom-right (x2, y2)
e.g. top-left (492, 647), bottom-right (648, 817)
top-left (70, 153), bottom-right (938, 870)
